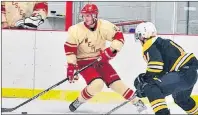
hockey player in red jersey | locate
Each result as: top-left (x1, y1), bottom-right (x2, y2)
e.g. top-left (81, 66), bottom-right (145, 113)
top-left (1, 1), bottom-right (48, 29)
top-left (64, 3), bottom-right (146, 112)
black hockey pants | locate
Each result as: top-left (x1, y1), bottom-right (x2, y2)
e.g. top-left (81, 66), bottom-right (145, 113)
top-left (143, 65), bottom-right (198, 114)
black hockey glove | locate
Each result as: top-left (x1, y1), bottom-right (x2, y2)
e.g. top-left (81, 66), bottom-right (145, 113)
top-left (134, 73), bottom-right (148, 98)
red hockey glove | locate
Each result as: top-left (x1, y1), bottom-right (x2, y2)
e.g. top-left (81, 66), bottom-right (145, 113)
top-left (67, 64), bottom-right (79, 83)
top-left (100, 47), bottom-right (117, 63)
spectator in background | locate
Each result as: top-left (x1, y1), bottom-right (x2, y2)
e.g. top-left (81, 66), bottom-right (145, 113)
top-left (1, 2), bottom-right (48, 29)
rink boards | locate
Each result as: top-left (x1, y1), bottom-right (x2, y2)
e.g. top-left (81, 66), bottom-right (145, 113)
top-left (2, 30), bottom-right (198, 103)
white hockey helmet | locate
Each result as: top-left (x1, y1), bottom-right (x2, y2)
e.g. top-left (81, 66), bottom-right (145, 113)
top-left (135, 22), bottom-right (157, 41)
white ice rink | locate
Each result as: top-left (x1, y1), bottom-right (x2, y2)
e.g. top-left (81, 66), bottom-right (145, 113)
top-left (2, 97), bottom-right (187, 114)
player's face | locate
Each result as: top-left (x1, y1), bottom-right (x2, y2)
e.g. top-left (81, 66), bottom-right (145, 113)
top-left (82, 14), bottom-right (94, 26)
top-left (135, 33), bottom-right (145, 42)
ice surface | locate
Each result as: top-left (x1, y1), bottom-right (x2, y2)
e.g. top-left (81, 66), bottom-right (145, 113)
top-left (2, 98), bottom-right (186, 114)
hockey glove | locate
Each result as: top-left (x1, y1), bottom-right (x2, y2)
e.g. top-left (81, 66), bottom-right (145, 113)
top-left (67, 64), bottom-right (79, 83)
top-left (15, 14), bottom-right (44, 29)
top-left (134, 73), bottom-right (148, 98)
top-left (99, 47), bottom-right (117, 63)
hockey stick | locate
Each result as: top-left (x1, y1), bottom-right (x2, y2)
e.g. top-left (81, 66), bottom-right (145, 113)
top-left (104, 91), bottom-right (147, 114)
top-left (2, 58), bottom-right (101, 113)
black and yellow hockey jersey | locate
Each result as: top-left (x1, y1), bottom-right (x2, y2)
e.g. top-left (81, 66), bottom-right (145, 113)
top-left (143, 37), bottom-right (197, 78)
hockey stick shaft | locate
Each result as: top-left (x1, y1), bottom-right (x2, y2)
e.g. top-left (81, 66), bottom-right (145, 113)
top-left (2, 58), bottom-right (101, 112)
top-left (104, 92), bottom-right (137, 115)
top-left (105, 90), bottom-right (147, 114)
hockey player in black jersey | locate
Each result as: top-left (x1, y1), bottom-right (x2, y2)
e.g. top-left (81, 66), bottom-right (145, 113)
top-left (133, 22), bottom-right (198, 115)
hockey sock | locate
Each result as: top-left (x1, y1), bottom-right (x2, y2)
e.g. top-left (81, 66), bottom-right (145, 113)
top-left (186, 104), bottom-right (198, 114)
top-left (78, 79), bottom-right (104, 102)
top-left (79, 87), bottom-right (93, 102)
top-left (183, 99), bottom-right (198, 114)
top-left (150, 98), bottom-right (170, 115)
top-left (123, 88), bottom-right (134, 100)
top-left (143, 84), bottom-right (170, 114)
top-left (109, 80), bottom-right (134, 100)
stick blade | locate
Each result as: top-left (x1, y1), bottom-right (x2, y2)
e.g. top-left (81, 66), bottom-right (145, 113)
top-left (1, 108), bottom-right (14, 112)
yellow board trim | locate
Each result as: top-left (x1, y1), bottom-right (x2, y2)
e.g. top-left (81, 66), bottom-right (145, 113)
top-left (2, 88), bottom-right (198, 104)
top-left (2, 88), bottom-right (127, 103)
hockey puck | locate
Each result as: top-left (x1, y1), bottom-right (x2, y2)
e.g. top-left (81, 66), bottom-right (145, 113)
top-left (21, 112), bottom-right (27, 114)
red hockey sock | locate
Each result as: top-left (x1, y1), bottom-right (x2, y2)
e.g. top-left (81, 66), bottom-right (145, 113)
top-left (81, 87), bottom-right (93, 100)
top-left (123, 88), bottom-right (134, 100)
